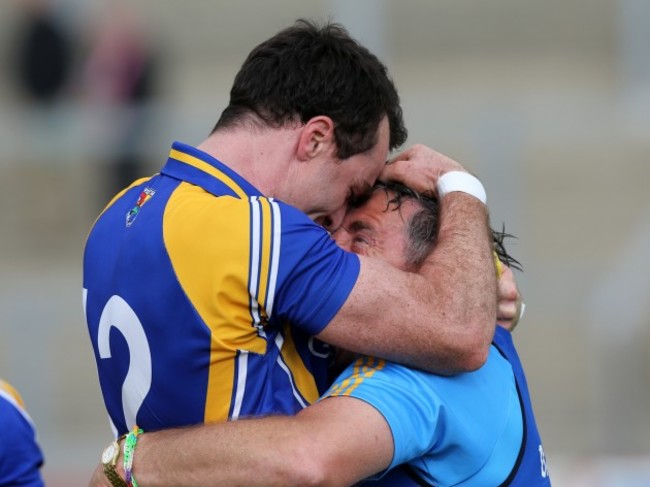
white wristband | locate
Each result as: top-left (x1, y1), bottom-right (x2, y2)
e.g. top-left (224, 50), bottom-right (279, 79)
top-left (436, 171), bottom-right (487, 204)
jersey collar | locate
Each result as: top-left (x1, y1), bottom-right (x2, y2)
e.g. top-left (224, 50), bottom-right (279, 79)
top-left (161, 141), bottom-right (263, 199)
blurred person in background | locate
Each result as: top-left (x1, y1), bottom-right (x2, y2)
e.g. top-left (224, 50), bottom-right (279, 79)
top-left (88, 183), bottom-right (544, 487)
top-left (12, 0), bottom-right (73, 106)
top-left (83, 19), bottom-right (501, 486)
top-left (81, 1), bottom-right (159, 201)
top-left (0, 379), bottom-right (44, 487)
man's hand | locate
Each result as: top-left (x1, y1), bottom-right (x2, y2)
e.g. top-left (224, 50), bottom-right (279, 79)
top-left (381, 144), bottom-right (467, 195)
top-left (496, 264), bottom-right (524, 331)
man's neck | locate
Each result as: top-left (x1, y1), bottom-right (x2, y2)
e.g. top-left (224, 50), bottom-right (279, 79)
top-left (196, 127), bottom-right (300, 198)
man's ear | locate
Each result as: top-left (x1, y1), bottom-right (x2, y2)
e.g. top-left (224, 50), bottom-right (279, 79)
top-left (296, 116), bottom-right (336, 161)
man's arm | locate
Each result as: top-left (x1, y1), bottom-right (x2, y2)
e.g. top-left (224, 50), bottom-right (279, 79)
top-left (319, 145), bottom-right (497, 373)
top-left (89, 397), bottom-right (393, 487)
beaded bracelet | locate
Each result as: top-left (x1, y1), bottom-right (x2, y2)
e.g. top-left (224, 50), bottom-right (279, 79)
top-left (122, 426), bottom-right (143, 487)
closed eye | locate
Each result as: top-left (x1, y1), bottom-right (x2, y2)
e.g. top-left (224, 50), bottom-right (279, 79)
top-left (352, 235), bottom-right (370, 246)
top-left (350, 237), bottom-right (370, 254)
top-left (353, 234), bottom-right (366, 241)
top-left (343, 220), bottom-right (375, 253)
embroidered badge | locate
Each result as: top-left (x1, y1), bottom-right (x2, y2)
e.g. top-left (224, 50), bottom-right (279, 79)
top-left (126, 187), bottom-right (156, 227)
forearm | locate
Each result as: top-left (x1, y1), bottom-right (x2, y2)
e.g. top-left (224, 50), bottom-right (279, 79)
top-left (417, 191), bottom-right (497, 370)
top-left (90, 399), bottom-right (390, 487)
top-left (129, 420), bottom-right (320, 487)
top-left (389, 191), bottom-right (496, 372)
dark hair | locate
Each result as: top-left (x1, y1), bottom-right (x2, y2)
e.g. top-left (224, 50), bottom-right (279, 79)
top-left (491, 224), bottom-right (522, 271)
top-left (213, 19), bottom-right (407, 159)
top-left (373, 181), bottom-right (439, 268)
top-left (375, 182), bottom-right (523, 271)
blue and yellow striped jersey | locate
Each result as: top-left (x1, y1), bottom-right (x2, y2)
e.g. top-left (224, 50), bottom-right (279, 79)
top-left (0, 380), bottom-right (44, 486)
top-left (83, 142), bottom-right (360, 435)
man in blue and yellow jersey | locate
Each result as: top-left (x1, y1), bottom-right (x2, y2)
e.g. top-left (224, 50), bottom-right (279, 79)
top-left (0, 379), bottom-right (45, 486)
top-left (84, 19), bottom-right (498, 479)
top-left (88, 184), bottom-right (546, 487)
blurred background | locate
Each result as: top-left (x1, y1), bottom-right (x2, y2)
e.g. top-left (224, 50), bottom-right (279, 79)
top-left (0, 0), bottom-right (649, 485)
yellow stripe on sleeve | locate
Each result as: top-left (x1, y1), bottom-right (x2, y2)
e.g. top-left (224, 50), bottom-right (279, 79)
top-left (329, 356), bottom-right (386, 397)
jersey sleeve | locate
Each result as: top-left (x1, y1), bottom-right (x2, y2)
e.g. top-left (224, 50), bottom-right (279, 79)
top-left (322, 356), bottom-right (443, 473)
top-left (271, 202), bottom-right (360, 335)
top-left (323, 349), bottom-right (524, 486)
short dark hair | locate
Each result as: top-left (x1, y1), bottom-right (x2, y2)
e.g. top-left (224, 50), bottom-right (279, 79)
top-left (375, 182), bottom-right (522, 271)
top-left (213, 19), bottom-right (407, 159)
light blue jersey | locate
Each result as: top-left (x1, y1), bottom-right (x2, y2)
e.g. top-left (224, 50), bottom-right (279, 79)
top-left (326, 326), bottom-right (551, 486)
top-left (325, 344), bottom-right (523, 486)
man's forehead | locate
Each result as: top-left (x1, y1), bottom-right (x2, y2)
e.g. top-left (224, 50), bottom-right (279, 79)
top-left (358, 188), bottom-right (422, 223)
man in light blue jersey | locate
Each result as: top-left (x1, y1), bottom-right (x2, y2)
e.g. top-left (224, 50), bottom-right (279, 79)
top-left (89, 183), bottom-right (548, 487)
top-left (0, 379), bottom-right (45, 487)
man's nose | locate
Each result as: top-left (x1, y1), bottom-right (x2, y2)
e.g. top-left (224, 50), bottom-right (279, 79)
top-left (324, 206), bottom-right (347, 234)
top-left (332, 227), bottom-right (352, 251)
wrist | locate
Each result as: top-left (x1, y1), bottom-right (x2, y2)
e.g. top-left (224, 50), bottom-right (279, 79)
top-left (116, 434), bottom-right (127, 479)
top-left (115, 448), bottom-right (127, 480)
top-left (436, 171), bottom-right (486, 204)
top-left (123, 427), bottom-right (144, 487)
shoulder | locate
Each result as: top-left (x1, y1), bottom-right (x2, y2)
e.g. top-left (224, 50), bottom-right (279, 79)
top-left (0, 380), bottom-right (44, 486)
top-left (0, 379), bottom-right (36, 433)
top-left (327, 348), bottom-right (518, 434)
top-left (0, 379), bottom-right (28, 414)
